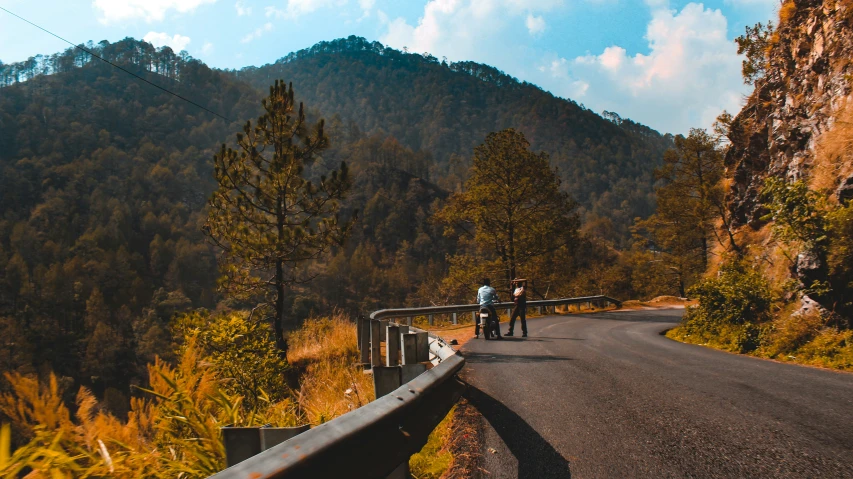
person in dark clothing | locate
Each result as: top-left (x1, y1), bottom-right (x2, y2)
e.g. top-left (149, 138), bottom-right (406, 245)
top-left (506, 278), bottom-right (528, 337)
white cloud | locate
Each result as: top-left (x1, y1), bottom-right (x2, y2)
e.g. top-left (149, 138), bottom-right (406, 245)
top-left (241, 22), bottom-right (273, 42)
top-left (265, 0), bottom-right (346, 18)
top-left (724, 0), bottom-right (777, 6)
top-left (376, 9), bottom-right (389, 24)
top-left (381, 0), bottom-right (563, 61)
top-left (545, 3), bottom-right (746, 133)
top-left (377, 0), bottom-right (745, 133)
top-left (526, 14), bottom-right (546, 35)
top-left (201, 42), bottom-right (214, 55)
top-left (356, 0), bottom-right (374, 20)
top-left (143, 31), bottom-right (191, 51)
top-left (93, 0), bottom-right (216, 24)
top-left (236, 0), bottom-right (252, 15)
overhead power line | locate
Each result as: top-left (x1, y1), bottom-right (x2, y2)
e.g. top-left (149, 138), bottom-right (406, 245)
top-left (0, 6), bottom-right (231, 122)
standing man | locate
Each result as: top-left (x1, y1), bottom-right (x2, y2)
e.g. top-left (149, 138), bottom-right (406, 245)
top-left (507, 278), bottom-right (528, 337)
top-left (476, 278), bottom-right (502, 339)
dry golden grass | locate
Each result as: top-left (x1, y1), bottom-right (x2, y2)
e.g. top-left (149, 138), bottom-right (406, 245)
top-left (287, 313), bottom-right (374, 425)
top-left (288, 312), bottom-right (359, 367)
top-left (813, 100), bottom-right (853, 198)
top-left (778, 0), bottom-right (797, 24)
top-left (0, 339), bottom-right (232, 478)
top-left (738, 223), bottom-right (797, 290)
top-left (0, 313), bottom-right (380, 477)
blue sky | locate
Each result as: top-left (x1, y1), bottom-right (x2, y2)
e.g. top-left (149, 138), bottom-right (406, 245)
top-left (0, 0), bottom-right (777, 134)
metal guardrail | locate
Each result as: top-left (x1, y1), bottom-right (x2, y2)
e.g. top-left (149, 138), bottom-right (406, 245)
top-left (371, 295), bottom-right (622, 325)
top-left (209, 295), bottom-right (619, 478)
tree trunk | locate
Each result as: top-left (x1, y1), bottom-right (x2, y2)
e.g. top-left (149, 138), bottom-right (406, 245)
top-left (275, 258), bottom-right (287, 354)
top-left (508, 224), bottom-right (516, 292)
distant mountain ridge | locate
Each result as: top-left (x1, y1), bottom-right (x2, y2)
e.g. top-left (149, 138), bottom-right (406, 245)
top-left (230, 36), bottom-right (673, 239)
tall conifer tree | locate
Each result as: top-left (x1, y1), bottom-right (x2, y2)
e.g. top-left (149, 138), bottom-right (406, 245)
top-left (205, 80), bottom-right (354, 352)
top-left (436, 128), bottom-right (580, 291)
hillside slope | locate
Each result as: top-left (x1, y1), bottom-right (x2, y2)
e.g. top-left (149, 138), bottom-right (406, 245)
top-left (233, 36), bottom-right (673, 240)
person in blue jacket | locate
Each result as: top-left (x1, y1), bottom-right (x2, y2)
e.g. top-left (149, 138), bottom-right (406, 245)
top-left (476, 278), bottom-right (502, 339)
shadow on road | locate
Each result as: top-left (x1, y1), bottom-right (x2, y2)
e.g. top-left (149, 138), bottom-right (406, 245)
top-left (464, 383), bottom-right (572, 478)
top-left (498, 337), bottom-right (549, 342)
top-left (573, 311), bottom-right (683, 324)
top-left (463, 351), bottom-right (574, 364)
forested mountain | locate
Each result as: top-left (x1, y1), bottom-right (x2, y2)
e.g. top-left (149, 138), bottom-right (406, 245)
top-left (232, 36), bottom-right (673, 239)
top-left (0, 39), bottom-right (263, 397)
top-left (0, 36), bottom-right (669, 401)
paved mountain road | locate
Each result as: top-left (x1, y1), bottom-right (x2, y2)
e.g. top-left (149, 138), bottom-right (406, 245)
top-left (458, 309), bottom-right (853, 478)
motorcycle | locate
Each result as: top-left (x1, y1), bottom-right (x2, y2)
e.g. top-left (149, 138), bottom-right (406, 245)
top-left (478, 306), bottom-right (500, 340)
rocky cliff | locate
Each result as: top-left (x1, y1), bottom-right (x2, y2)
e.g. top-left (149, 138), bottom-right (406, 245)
top-left (726, 0), bottom-right (853, 226)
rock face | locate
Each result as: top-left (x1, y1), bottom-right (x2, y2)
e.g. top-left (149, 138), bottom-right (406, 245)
top-left (796, 249), bottom-right (825, 288)
top-left (725, 0), bottom-right (853, 226)
top-left (836, 174), bottom-right (853, 202)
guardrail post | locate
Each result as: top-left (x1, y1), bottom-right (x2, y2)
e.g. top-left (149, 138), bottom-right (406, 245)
top-left (222, 425), bottom-right (312, 468)
top-left (452, 312), bottom-right (457, 325)
top-left (428, 314), bottom-right (434, 326)
top-left (401, 363), bottom-right (427, 382)
top-left (379, 319), bottom-right (389, 341)
top-left (402, 333), bottom-right (418, 365)
top-left (415, 331), bottom-right (430, 363)
top-left (259, 425), bottom-right (311, 451)
top-left (221, 427), bottom-right (262, 467)
top-left (537, 306), bottom-right (542, 315)
top-left (386, 325), bottom-right (400, 366)
top-left (506, 308), bottom-right (511, 320)
top-left (358, 315), bottom-right (370, 367)
top-left (372, 366), bottom-right (401, 398)
top-left (587, 301), bottom-right (592, 310)
top-left (472, 311), bottom-right (477, 323)
top-left (370, 320), bottom-right (382, 368)
top-left (406, 316), bottom-right (412, 326)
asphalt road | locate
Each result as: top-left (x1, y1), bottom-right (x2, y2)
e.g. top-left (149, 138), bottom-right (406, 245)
top-left (458, 309), bottom-right (853, 478)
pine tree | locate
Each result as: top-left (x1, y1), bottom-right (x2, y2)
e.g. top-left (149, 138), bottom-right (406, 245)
top-left (633, 128), bottom-right (737, 296)
top-left (436, 128), bottom-right (580, 291)
top-left (205, 80), bottom-right (354, 352)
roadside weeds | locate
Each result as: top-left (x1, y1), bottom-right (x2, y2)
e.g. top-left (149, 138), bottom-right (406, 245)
top-left (440, 398), bottom-right (485, 479)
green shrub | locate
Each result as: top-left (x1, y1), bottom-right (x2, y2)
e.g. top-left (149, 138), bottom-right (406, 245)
top-left (760, 309), bottom-right (823, 357)
top-left (173, 310), bottom-right (289, 411)
top-left (827, 202), bottom-right (853, 320)
top-left (677, 263), bottom-right (773, 352)
top-left (796, 328), bottom-right (853, 369)
top-left (409, 406), bottom-right (454, 479)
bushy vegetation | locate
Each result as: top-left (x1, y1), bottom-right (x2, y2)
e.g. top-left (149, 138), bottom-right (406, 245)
top-left (669, 181), bottom-right (853, 369)
top-left (668, 263), bottom-right (773, 353)
top-left (0, 311), bottom-right (370, 477)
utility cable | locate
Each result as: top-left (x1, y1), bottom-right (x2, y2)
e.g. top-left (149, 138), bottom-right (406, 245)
top-left (0, 6), bottom-right (231, 122)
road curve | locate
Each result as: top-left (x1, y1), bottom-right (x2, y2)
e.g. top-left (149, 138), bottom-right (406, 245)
top-left (458, 309), bottom-right (853, 478)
